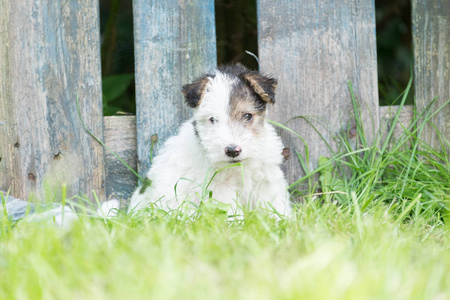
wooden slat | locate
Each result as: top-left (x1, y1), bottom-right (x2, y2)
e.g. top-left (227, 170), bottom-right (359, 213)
top-left (257, 0), bottom-right (380, 188)
top-left (133, 0), bottom-right (217, 179)
top-left (104, 116), bottom-right (137, 203)
top-left (0, 0), bottom-right (13, 194)
top-left (412, 0), bottom-right (450, 152)
top-left (0, 1), bottom-right (104, 201)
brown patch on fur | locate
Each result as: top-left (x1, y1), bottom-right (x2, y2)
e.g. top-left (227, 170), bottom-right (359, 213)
top-left (229, 83), bottom-right (266, 134)
top-left (182, 76), bottom-right (210, 108)
top-left (242, 72), bottom-right (277, 104)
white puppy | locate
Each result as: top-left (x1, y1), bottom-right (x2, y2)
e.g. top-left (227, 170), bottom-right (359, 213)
top-left (129, 64), bottom-right (291, 217)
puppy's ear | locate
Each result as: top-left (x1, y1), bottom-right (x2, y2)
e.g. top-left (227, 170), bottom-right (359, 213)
top-left (182, 76), bottom-right (210, 108)
top-left (243, 72), bottom-right (277, 104)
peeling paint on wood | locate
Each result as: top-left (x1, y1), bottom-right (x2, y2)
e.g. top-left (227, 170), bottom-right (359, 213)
top-left (257, 0), bottom-right (380, 187)
top-left (0, 0), bottom-right (104, 201)
top-left (413, 0), bottom-right (450, 153)
top-left (133, 0), bottom-right (217, 179)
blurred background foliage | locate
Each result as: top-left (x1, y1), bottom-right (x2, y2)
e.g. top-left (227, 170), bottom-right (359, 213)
top-left (100, 0), bottom-right (413, 115)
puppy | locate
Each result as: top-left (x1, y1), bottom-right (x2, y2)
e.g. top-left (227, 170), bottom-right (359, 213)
top-left (129, 64), bottom-right (291, 217)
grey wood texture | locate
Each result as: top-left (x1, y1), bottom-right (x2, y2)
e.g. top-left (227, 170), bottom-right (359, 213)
top-left (104, 116), bottom-right (137, 203)
top-left (258, 0), bottom-right (380, 187)
top-left (0, 1), bottom-right (104, 201)
top-left (379, 105), bottom-right (414, 145)
top-left (412, 0), bottom-right (450, 152)
top-left (133, 0), bottom-right (217, 179)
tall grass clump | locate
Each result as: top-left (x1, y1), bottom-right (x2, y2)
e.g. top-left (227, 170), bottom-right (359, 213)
top-left (289, 76), bottom-right (449, 226)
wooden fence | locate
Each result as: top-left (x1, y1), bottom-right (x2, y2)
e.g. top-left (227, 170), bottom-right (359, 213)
top-left (1, 0), bottom-right (449, 204)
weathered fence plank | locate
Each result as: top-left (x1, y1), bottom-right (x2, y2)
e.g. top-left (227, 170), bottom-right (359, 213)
top-left (133, 0), bottom-right (217, 178)
top-left (412, 0), bottom-right (450, 152)
top-left (258, 0), bottom-right (380, 188)
top-left (0, 1), bottom-right (104, 200)
top-left (104, 115), bottom-right (137, 203)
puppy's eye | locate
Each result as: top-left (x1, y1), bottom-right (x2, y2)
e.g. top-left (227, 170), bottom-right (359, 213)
top-left (209, 117), bottom-right (217, 124)
top-left (243, 113), bottom-right (253, 122)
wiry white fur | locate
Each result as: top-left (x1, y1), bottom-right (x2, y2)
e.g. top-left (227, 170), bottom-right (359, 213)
top-left (129, 70), bottom-right (291, 217)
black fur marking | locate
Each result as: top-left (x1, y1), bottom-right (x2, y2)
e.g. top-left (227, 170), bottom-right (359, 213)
top-left (218, 63), bottom-right (277, 105)
top-left (230, 81), bottom-right (267, 113)
top-left (182, 76), bottom-right (211, 108)
top-left (192, 120), bottom-right (199, 137)
top-left (182, 64), bottom-right (277, 110)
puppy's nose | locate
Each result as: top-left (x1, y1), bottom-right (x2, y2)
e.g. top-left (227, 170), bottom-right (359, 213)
top-left (225, 145), bottom-right (242, 158)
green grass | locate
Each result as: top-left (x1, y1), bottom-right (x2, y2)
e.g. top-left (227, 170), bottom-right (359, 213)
top-left (1, 83), bottom-right (450, 299)
top-left (0, 200), bottom-right (449, 299)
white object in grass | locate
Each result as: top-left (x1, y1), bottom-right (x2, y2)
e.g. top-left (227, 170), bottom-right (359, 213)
top-left (99, 199), bottom-right (120, 218)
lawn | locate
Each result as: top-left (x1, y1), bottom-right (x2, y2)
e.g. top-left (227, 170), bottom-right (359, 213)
top-left (0, 197), bottom-right (448, 300)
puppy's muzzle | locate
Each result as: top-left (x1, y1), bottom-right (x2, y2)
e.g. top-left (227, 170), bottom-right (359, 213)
top-left (225, 145), bottom-right (242, 158)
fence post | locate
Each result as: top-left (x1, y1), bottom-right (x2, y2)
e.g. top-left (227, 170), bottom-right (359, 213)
top-left (412, 0), bottom-right (450, 152)
top-left (0, 1), bottom-right (104, 201)
top-left (257, 0), bottom-right (380, 189)
top-left (133, 0), bottom-right (217, 178)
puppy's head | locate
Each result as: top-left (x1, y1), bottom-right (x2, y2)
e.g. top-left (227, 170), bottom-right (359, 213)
top-left (182, 64), bottom-right (278, 165)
